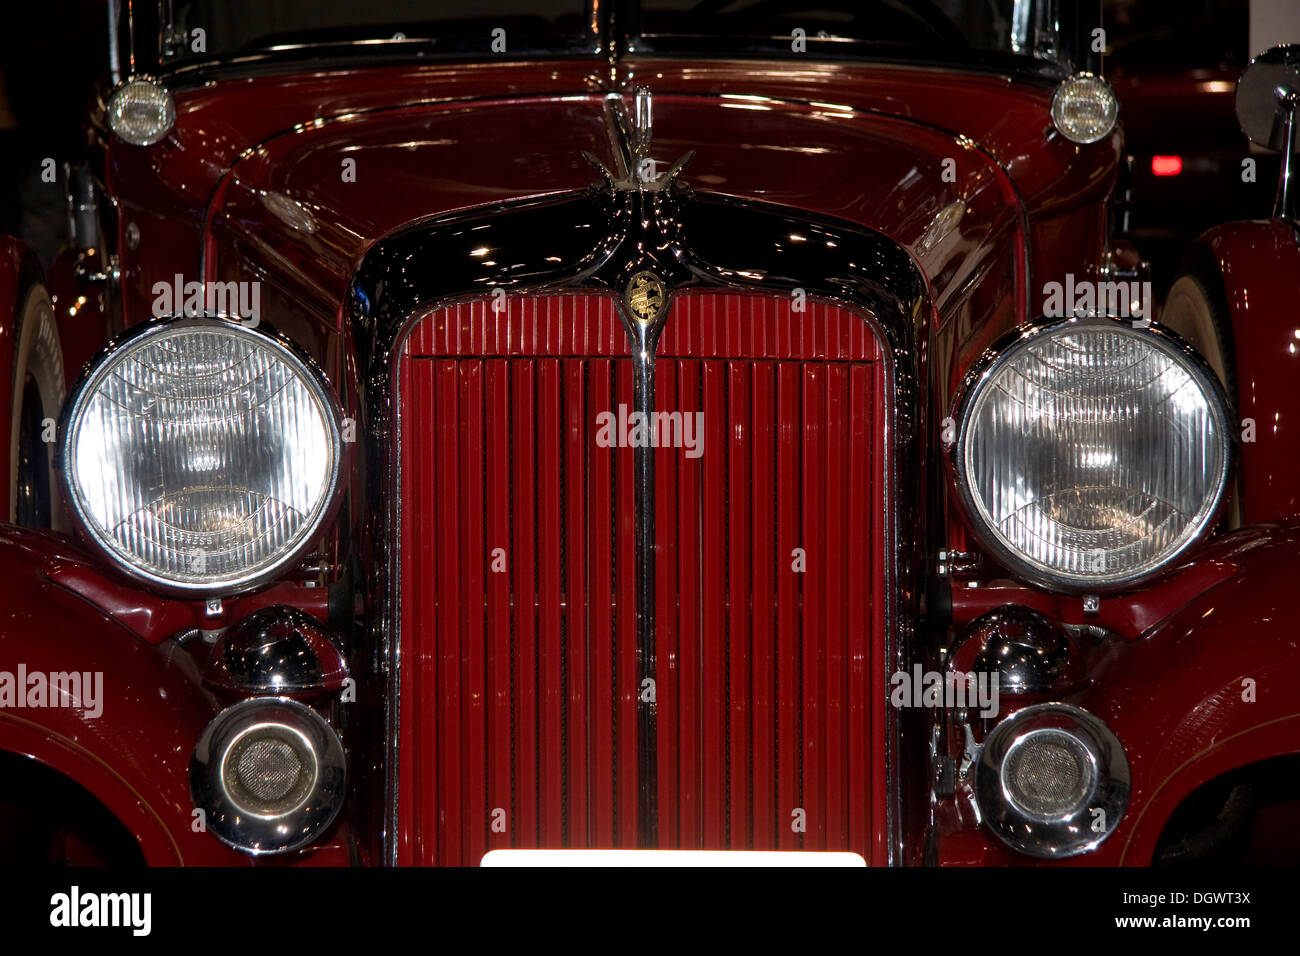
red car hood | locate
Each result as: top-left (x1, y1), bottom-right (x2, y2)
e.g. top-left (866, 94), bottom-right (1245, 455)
top-left (190, 60), bottom-right (1110, 323)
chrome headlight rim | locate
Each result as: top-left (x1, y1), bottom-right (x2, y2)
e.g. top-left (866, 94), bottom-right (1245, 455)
top-left (1050, 72), bottom-right (1119, 145)
top-left (949, 316), bottom-right (1234, 594)
top-left (190, 696), bottom-right (346, 855)
top-left (975, 702), bottom-right (1130, 859)
top-left (57, 314), bottom-right (345, 598)
top-left (105, 75), bottom-right (177, 147)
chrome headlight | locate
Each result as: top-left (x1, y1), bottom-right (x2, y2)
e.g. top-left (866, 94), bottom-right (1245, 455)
top-left (60, 318), bottom-right (343, 595)
top-left (975, 703), bottom-right (1130, 858)
top-left (1051, 73), bottom-right (1118, 145)
top-left (106, 76), bottom-right (176, 147)
top-left (952, 319), bottom-right (1232, 591)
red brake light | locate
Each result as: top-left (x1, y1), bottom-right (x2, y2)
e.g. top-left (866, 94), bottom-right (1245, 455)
top-left (1151, 155), bottom-right (1183, 176)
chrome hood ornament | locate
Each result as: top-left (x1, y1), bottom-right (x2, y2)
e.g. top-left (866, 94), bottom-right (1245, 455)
top-left (583, 86), bottom-right (695, 193)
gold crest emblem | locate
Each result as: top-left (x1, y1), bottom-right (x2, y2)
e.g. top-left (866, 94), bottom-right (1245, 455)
top-left (625, 271), bottom-right (667, 323)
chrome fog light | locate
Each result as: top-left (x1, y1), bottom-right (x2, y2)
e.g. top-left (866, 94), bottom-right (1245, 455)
top-left (975, 703), bottom-right (1129, 858)
top-left (106, 76), bottom-right (176, 146)
top-left (190, 697), bottom-right (345, 854)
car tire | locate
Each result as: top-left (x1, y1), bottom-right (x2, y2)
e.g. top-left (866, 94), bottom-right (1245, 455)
top-left (1161, 256), bottom-right (1236, 400)
top-left (10, 274), bottom-right (65, 531)
top-left (1161, 252), bottom-right (1240, 528)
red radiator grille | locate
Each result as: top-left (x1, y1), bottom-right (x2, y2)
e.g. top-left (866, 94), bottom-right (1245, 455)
top-left (396, 293), bottom-right (890, 864)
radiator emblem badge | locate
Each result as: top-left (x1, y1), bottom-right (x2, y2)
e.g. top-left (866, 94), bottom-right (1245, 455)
top-left (625, 271), bottom-right (667, 324)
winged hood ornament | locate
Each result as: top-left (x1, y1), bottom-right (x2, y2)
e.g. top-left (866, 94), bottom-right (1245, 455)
top-left (583, 86), bottom-right (695, 193)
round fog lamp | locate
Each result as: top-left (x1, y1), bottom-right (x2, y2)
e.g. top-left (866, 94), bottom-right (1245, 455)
top-left (1002, 728), bottom-right (1096, 820)
top-left (106, 77), bottom-right (176, 147)
top-left (975, 703), bottom-right (1129, 859)
top-left (1051, 73), bottom-right (1118, 144)
top-left (190, 697), bottom-right (345, 854)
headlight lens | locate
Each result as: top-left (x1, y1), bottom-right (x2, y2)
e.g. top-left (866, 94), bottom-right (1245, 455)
top-left (106, 77), bottom-right (176, 147)
top-left (953, 319), bottom-right (1231, 590)
top-left (1051, 73), bottom-right (1118, 145)
top-left (61, 319), bottom-right (342, 594)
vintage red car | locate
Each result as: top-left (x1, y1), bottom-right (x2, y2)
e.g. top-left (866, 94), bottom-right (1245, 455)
top-left (0, 0), bottom-right (1295, 868)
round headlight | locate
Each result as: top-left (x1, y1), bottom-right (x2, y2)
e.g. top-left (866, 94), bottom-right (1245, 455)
top-left (60, 318), bottom-right (343, 595)
top-left (1051, 73), bottom-right (1118, 145)
top-left (106, 76), bottom-right (176, 147)
top-left (952, 319), bottom-right (1231, 591)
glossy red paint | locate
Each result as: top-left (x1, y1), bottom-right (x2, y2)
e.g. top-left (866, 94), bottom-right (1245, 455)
top-left (936, 525), bottom-right (1300, 866)
top-left (185, 58), bottom-right (1119, 372)
top-left (1188, 220), bottom-right (1300, 523)
top-left (948, 560), bottom-right (1239, 639)
top-left (26, 37), bottom-right (1247, 869)
top-left (0, 525), bottom-right (353, 864)
top-left (397, 292), bottom-right (888, 865)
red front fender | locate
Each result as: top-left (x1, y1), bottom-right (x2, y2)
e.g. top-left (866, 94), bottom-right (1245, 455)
top-left (1189, 221), bottom-right (1300, 523)
top-left (0, 526), bottom-right (252, 863)
top-left (938, 524), bottom-right (1300, 866)
top-left (0, 526), bottom-right (361, 865)
top-left (1076, 524), bottom-right (1300, 864)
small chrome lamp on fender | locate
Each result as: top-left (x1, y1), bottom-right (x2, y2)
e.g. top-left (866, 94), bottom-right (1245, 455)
top-left (190, 697), bottom-right (345, 854)
top-left (105, 76), bottom-right (176, 146)
top-left (1051, 73), bottom-right (1118, 144)
top-left (975, 703), bottom-right (1130, 858)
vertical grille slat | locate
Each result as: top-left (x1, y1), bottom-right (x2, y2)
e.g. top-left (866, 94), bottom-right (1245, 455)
top-left (675, 359), bottom-right (703, 848)
top-left (564, 358), bottom-right (589, 847)
top-left (775, 362), bottom-right (801, 851)
top-left (614, 360), bottom-right (639, 848)
top-left (460, 360), bottom-right (488, 864)
top-left (727, 359), bottom-right (752, 847)
top-left (538, 358), bottom-right (565, 845)
top-left (700, 358), bottom-right (727, 849)
top-left (512, 360), bottom-right (539, 846)
top-left (398, 294), bottom-right (886, 865)
top-left (653, 363), bottom-right (681, 847)
top-left (434, 360), bottom-right (463, 864)
top-left (485, 359), bottom-right (512, 853)
top-left (802, 362), bottom-right (826, 847)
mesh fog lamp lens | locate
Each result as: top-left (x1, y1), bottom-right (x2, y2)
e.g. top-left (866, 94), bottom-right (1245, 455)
top-left (1051, 73), bottom-right (1118, 144)
top-left (106, 77), bottom-right (176, 146)
top-left (1002, 729), bottom-right (1096, 820)
top-left (953, 319), bottom-right (1231, 591)
top-left (60, 318), bottom-right (342, 595)
top-left (976, 703), bottom-right (1129, 859)
top-left (191, 697), bottom-right (345, 855)
top-left (225, 726), bottom-right (314, 816)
